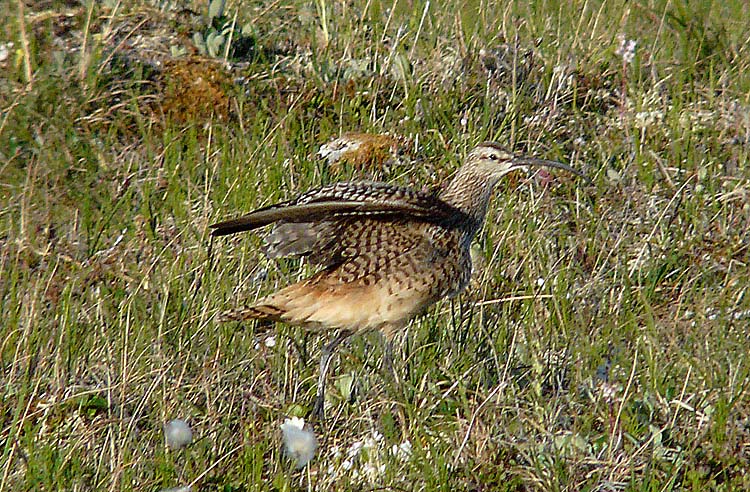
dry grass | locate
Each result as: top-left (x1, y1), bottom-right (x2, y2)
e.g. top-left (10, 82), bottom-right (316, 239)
top-left (1, 0), bottom-right (749, 490)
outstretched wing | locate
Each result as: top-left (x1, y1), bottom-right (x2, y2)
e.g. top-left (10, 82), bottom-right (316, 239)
top-left (210, 181), bottom-right (473, 266)
top-left (210, 181), bottom-right (465, 236)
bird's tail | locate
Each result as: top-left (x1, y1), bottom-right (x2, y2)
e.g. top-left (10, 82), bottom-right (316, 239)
top-left (216, 276), bottom-right (354, 330)
top-left (218, 304), bottom-right (286, 323)
top-left (216, 280), bottom-right (321, 324)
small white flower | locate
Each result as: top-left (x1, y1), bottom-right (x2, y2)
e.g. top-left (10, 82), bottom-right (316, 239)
top-left (0, 42), bottom-right (13, 63)
top-left (633, 110), bottom-right (664, 129)
top-left (615, 35), bottom-right (637, 65)
top-left (264, 336), bottom-right (276, 348)
top-left (361, 462), bottom-right (386, 480)
top-left (363, 432), bottom-right (381, 450)
top-left (164, 419), bottom-right (193, 450)
top-left (330, 444), bottom-right (341, 458)
top-left (391, 440), bottom-right (412, 461)
top-left (347, 440), bottom-right (364, 458)
top-left (536, 277), bottom-right (545, 287)
top-left (280, 417), bottom-right (318, 469)
top-left (342, 458), bottom-right (353, 470)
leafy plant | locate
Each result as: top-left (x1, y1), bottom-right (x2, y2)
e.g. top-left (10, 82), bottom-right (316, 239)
top-left (192, 0), bottom-right (256, 60)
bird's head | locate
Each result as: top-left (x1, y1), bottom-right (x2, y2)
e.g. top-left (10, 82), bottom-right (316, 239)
top-left (466, 141), bottom-right (589, 182)
top-left (439, 141), bottom-right (589, 224)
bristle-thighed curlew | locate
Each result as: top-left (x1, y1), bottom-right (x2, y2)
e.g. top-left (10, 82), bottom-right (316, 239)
top-left (211, 142), bottom-right (588, 419)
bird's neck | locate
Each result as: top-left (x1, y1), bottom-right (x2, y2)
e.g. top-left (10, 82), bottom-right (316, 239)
top-left (438, 168), bottom-right (500, 234)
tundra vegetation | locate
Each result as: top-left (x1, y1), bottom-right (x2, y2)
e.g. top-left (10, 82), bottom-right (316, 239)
top-left (1, 0), bottom-right (749, 490)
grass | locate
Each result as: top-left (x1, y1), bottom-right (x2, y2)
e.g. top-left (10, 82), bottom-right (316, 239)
top-left (1, 0), bottom-right (749, 490)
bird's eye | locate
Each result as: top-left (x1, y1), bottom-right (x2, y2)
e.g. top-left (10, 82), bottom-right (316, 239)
top-left (488, 153), bottom-right (498, 161)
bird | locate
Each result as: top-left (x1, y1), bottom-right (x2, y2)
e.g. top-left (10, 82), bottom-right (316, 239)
top-left (210, 141), bottom-right (588, 419)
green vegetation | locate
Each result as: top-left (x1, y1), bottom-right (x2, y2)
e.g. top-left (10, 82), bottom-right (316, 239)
top-left (1, 0), bottom-right (749, 490)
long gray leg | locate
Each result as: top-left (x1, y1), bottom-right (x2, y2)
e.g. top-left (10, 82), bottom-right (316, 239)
top-left (380, 330), bottom-right (407, 429)
top-left (310, 329), bottom-right (352, 421)
top-left (383, 338), bottom-right (397, 380)
top-left (381, 324), bottom-right (404, 383)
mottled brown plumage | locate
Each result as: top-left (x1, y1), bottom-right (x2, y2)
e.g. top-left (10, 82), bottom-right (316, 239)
top-left (211, 142), bottom-right (587, 419)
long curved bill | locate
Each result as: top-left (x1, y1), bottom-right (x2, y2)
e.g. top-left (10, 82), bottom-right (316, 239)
top-left (511, 157), bottom-right (592, 185)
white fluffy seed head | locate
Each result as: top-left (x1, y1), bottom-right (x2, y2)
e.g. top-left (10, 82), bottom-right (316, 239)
top-left (280, 417), bottom-right (317, 469)
top-left (164, 419), bottom-right (193, 450)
